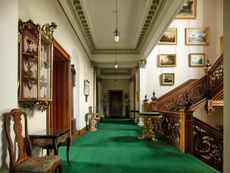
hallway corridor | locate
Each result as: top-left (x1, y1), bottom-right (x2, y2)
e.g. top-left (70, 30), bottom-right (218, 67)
top-left (59, 119), bottom-right (218, 173)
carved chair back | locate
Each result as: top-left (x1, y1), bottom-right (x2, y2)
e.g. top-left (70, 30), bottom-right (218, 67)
top-left (4, 109), bottom-right (32, 171)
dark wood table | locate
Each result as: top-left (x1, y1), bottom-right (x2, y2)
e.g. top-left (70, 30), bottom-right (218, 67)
top-left (29, 128), bottom-right (71, 166)
top-left (138, 112), bottom-right (163, 141)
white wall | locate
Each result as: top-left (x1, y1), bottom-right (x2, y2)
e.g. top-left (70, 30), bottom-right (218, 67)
top-left (0, 1), bottom-right (18, 172)
top-left (141, 0), bottom-right (223, 98)
top-left (18, 0), bottom-right (94, 131)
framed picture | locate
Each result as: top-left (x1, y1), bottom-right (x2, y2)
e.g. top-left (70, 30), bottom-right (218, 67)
top-left (189, 53), bottom-right (205, 67)
top-left (84, 80), bottom-right (90, 96)
top-left (185, 27), bottom-right (209, 45)
top-left (158, 28), bottom-right (177, 45)
top-left (176, 0), bottom-right (197, 19)
top-left (160, 73), bottom-right (175, 86)
top-left (158, 54), bottom-right (176, 67)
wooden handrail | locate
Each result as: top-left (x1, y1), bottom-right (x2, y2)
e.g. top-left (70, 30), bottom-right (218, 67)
top-left (156, 79), bottom-right (196, 101)
top-left (151, 76), bottom-right (207, 112)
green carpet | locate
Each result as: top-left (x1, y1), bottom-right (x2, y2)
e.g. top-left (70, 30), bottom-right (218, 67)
top-left (59, 118), bottom-right (218, 173)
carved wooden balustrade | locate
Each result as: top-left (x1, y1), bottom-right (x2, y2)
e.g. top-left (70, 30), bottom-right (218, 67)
top-left (142, 55), bottom-right (224, 171)
top-left (193, 117), bottom-right (223, 172)
top-left (207, 54), bottom-right (223, 98)
top-left (147, 77), bottom-right (207, 112)
top-left (159, 110), bottom-right (185, 152)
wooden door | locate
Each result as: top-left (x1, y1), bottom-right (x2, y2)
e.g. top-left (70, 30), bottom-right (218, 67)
top-left (109, 91), bottom-right (122, 117)
top-left (48, 41), bottom-right (71, 129)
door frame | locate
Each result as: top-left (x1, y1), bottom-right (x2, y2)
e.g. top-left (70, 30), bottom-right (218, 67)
top-left (47, 40), bottom-right (71, 130)
top-left (109, 90), bottom-right (123, 117)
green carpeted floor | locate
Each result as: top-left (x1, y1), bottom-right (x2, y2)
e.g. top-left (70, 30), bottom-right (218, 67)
top-left (59, 118), bottom-right (218, 173)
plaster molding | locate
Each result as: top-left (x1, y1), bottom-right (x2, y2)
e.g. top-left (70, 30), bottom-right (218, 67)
top-left (71, 0), bottom-right (161, 55)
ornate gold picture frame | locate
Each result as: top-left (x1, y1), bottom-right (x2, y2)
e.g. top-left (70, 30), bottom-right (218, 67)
top-left (158, 54), bottom-right (176, 67)
top-left (189, 53), bottom-right (205, 67)
top-left (158, 28), bottom-right (177, 45)
top-left (176, 0), bottom-right (197, 19)
top-left (185, 27), bottom-right (209, 45)
top-left (160, 73), bottom-right (175, 86)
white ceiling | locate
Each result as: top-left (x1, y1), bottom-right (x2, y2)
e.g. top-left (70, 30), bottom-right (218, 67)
top-left (59, 0), bottom-right (186, 79)
top-left (83, 0), bottom-right (150, 49)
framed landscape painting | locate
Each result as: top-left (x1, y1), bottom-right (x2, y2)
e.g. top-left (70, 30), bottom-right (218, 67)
top-left (189, 53), bottom-right (205, 67)
top-left (158, 28), bottom-right (177, 45)
top-left (176, 0), bottom-right (197, 19)
top-left (158, 54), bottom-right (176, 67)
top-left (185, 27), bottom-right (209, 45)
top-left (160, 73), bottom-right (175, 86)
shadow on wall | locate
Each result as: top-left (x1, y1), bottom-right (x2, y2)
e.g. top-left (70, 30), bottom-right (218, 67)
top-left (0, 112), bottom-right (9, 173)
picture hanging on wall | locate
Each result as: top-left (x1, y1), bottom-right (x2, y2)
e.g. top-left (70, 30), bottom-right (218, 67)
top-left (185, 27), bottom-right (209, 45)
top-left (158, 54), bottom-right (176, 67)
top-left (158, 28), bottom-right (177, 45)
top-left (176, 0), bottom-right (197, 19)
top-left (189, 53), bottom-right (205, 67)
top-left (84, 80), bottom-right (90, 96)
top-left (160, 73), bottom-right (175, 86)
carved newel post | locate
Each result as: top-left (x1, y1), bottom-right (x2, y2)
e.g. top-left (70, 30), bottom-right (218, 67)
top-left (143, 94), bottom-right (149, 112)
top-left (205, 59), bottom-right (212, 75)
top-left (151, 91), bottom-right (158, 111)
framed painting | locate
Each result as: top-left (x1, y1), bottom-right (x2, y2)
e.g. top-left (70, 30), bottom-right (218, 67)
top-left (189, 53), bottom-right (205, 67)
top-left (176, 0), bottom-right (197, 19)
top-left (84, 80), bottom-right (90, 96)
top-left (158, 28), bottom-right (177, 45)
top-left (160, 73), bottom-right (175, 86)
top-left (158, 54), bottom-right (176, 67)
top-left (185, 27), bottom-right (209, 45)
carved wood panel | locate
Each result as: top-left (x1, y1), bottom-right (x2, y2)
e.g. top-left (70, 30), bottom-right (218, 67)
top-left (193, 117), bottom-right (223, 172)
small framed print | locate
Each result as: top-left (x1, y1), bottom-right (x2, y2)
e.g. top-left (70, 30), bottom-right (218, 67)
top-left (185, 27), bottom-right (209, 45)
top-left (189, 53), bottom-right (205, 67)
top-left (160, 73), bottom-right (175, 86)
top-left (158, 28), bottom-right (177, 45)
top-left (84, 80), bottom-right (90, 96)
top-left (176, 0), bottom-right (197, 19)
top-left (158, 54), bottom-right (176, 67)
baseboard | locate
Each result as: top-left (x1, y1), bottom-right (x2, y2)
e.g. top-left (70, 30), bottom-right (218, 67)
top-left (79, 126), bottom-right (87, 135)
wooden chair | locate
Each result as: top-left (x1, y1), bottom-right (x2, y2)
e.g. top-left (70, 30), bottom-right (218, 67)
top-left (4, 109), bottom-right (63, 173)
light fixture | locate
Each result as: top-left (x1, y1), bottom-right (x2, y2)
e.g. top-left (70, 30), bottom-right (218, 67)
top-left (114, 42), bottom-right (119, 69)
top-left (113, 0), bottom-right (120, 43)
top-left (113, 28), bottom-right (120, 43)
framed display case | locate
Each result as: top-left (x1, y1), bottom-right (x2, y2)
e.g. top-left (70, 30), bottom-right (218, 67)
top-left (18, 19), bottom-right (56, 111)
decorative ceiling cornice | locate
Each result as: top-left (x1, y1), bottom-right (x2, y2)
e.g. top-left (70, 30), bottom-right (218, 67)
top-left (72, 0), bottom-right (161, 54)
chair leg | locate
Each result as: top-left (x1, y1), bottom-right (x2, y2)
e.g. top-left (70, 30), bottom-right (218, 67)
top-left (55, 163), bottom-right (63, 173)
top-left (66, 137), bottom-right (71, 166)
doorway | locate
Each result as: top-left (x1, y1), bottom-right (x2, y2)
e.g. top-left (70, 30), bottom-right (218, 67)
top-left (48, 41), bottom-right (71, 129)
top-left (109, 90), bottom-right (122, 117)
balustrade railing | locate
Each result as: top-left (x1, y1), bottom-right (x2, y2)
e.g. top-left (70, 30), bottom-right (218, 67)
top-left (207, 55), bottom-right (223, 98)
top-left (193, 117), bottom-right (223, 172)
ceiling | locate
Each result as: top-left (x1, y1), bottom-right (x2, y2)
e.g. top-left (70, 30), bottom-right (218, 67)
top-left (59, 0), bottom-right (185, 79)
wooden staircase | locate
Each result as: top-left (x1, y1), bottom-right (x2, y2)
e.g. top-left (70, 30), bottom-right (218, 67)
top-left (143, 55), bottom-right (223, 172)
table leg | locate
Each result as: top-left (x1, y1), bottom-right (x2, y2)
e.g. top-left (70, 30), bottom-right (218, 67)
top-left (138, 117), bottom-right (157, 141)
top-left (66, 137), bottom-right (71, 166)
top-left (53, 138), bottom-right (58, 155)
